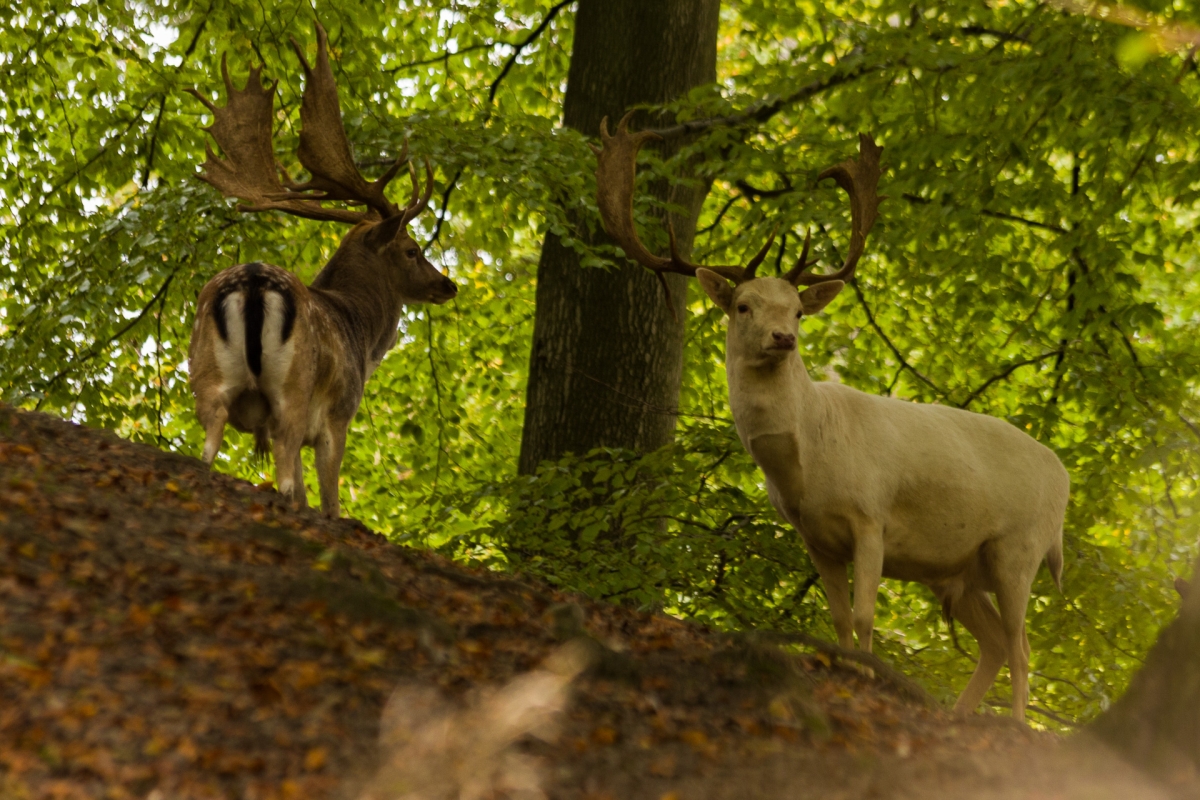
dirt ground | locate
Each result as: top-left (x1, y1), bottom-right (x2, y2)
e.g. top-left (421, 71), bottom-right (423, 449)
top-left (0, 406), bottom-right (1185, 799)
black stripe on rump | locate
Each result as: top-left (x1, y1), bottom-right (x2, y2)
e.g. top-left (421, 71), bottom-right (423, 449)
top-left (209, 263), bottom-right (297, 377)
top-left (243, 263), bottom-right (266, 376)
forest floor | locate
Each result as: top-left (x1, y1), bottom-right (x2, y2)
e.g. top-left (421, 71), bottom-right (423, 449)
top-left (0, 405), bottom-right (1187, 800)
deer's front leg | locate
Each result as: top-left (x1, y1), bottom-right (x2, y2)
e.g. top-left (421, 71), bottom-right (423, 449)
top-left (807, 547), bottom-right (854, 649)
top-left (851, 527), bottom-right (885, 652)
top-left (315, 422), bottom-right (348, 518)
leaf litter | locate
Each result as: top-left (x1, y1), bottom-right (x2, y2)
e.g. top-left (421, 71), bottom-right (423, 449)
top-left (0, 407), bottom-right (1180, 799)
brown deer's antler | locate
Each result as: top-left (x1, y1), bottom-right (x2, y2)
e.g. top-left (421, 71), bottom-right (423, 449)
top-left (286, 23), bottom-right (404, 219)
top-left (592, 112), bottom-right (770, 285)
top-left (188, 57), bottom-right (363, 223)
top-left (189, 22), bottom-right (432, 226)
top-left (785, 134), bottom-right (884, 286)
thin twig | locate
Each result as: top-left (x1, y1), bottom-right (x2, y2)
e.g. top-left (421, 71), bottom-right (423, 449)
top-left (18, 101), bottom-right (154, 229)
top-left (901, 194), bottom-right (1068, 234)
top-left (958, 25), bottom-right (1031, 43)
top-left (423, 2), bottom-right (572, 250)
top-left (155, 280), bottom-right (169, 444)
top-left (647, 63), bottom-right (886, 141)
top-left (850, 279), bottom-right (946, 398)
top-left (1178, 412), bottom-right (1200, 445)
top-left (957, 351), bottom-right (1060, 409)
top-left (697, 193), bottom-right (742, 236)
top-left (426, 167), bottom-right (464, 250)
top-left (35, 269), bottom-right (179, 408)
top-left (387, 42), bottom-right (495, 73)
top-left (736, 176), bottom-right (793, 199)
top-left (980, 208), bottom-right (1067, 234)
top-left (425, 313), bottom-right (446, 495)
top-left (986, 700), bottom-right (1079, 727)
top-left (487, 0), bottom-right (574, 105)
top-left (142, 11), bottom-right (210, 187)
top-left (742, 630), bottom-right (938, 708)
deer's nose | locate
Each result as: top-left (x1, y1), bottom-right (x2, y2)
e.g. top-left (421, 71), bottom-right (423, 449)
top-left (771, 332), bottom-right (796, 350)
top-left (443, 277), bottom-right (458, 297)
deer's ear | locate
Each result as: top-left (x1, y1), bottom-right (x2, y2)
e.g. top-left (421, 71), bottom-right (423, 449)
top-left (365, 215), bottom-right (408, 251)
top-left (696, 268), bottom-right (734, 312)
top-left (798, 280), bottom-right (844, 315)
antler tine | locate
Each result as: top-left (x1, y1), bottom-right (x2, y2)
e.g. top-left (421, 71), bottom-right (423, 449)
top-left (788, 134), bottom-right (884, 286)
top-left (593, 111), bottom-right (747, 284)
top-left (188, 54), bottom-right (366, 224)
top-left (398, 158), bottom-right (435, 228)
top-left (781, 228), bottom-right (821, 281)
top-left (287, 22), bottom-right (400, 219)
top-left (740, 226), bottom-right (780, 281)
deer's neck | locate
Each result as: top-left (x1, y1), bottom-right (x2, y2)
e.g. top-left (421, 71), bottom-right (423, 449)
top-left (309, 254), bottom-right (405, 373)
top-left (726, 349), bottom-right (829, 492)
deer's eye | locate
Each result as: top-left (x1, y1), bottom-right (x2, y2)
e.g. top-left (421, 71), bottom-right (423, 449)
top-left (736, 304), bottom-right (750, 313)
top-left (796, 310), bottom-right (803, 318)
top-left (406, 249), bottom-right (419, 259)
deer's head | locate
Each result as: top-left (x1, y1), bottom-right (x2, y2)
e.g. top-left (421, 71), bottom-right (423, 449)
top-left (188, 22), bottom-right (457, 306)
top-left (592, 114), bottom-right (881, 368)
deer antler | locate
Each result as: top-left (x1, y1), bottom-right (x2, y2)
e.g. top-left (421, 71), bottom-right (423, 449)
top-left (188, 56), bottom-right (363, 223)
top-left (286, 23), bottom-right (404, 219)
top-left (785, 134), bottom-right (884, 286)
top-left (189, 22), bottom-right (431, 226)
top-left (592, 112), bottom-right (771, 286)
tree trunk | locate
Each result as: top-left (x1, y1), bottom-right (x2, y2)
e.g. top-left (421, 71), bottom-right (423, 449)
top-left (517, 0), bottom-right (720, 474)
top-left (1090, 576), bottom-right (1200, 782)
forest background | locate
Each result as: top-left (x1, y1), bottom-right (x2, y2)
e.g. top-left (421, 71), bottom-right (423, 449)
top-left (3, 0), bottom-right (1199, 730)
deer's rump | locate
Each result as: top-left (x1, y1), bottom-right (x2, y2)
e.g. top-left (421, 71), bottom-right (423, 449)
top-left (190, 262), bottom-right (306, 443)
top-left (208, 262), bottom-right (297, 378)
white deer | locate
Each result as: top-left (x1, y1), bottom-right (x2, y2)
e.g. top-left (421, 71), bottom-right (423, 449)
top-left (592, 115), bottom-right (1069, 721)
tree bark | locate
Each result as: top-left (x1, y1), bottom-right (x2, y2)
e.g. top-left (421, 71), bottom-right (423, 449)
top-left (1090, 575), bottom-right (1200, 782)
top-left (517, 0), bottom-right (720, 474)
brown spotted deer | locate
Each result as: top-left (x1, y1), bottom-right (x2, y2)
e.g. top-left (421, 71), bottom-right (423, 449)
top-left (592, 113), bottom-right (1069, 721)
top-left (187, 23), bottom-right (457, 518)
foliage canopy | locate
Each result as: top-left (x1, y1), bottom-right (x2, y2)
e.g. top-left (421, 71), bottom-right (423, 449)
top-left (3, 0), bottom-right (1200, 727)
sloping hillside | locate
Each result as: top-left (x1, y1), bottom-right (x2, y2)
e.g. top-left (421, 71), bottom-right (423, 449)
top-left (0, 406), bottom-right (1176, 799)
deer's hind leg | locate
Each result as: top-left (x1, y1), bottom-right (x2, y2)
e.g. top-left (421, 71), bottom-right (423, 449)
top-left (192, 378), bottom-right (232, 466)
top-left (946, 588), bottom-right (1008, 717)
top-left (269, 398), bottom-right (309, 510)
top-left (292, 447), bottom-right (308, 509)
top-left (989, 543), bottom-right (1039, 722)
top-left (200, 404), bottom-right (228, 466)
top-left (314, 420), bottom-right (348, 519)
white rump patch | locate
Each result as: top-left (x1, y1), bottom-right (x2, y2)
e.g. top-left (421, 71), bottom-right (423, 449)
top-left (258, 291), bottom-right (297, 397)
top-left (214, 292), bottom-right (254, 394)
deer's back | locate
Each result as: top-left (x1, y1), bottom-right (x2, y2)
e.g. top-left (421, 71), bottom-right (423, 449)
top-left (773, 383), bottom-right (1068, 578)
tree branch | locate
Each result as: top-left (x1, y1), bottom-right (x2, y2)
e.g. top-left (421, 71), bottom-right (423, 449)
top-left (902, 194), bottom-right (1067, 234)
top-left (958, 25), bottom-right (1031, 43)
top-left (425, 167), bottom-right (464, 250)
top-left (736, 176), bottom-right (793, 199)
top-left (850, 279), bottom-right (947, 398)
top-left (980, 208), bottom-right (1067, 234)
top-left (142, 12), bottom-right (210, 187)
top-left (34, 268), bottom-right (179, 408)
top-left (697, 193), bottom-right (742, 236)
top-left (740, 630), bottom-right (938, 708)
top-left (957, 351), bottom-right (1060, 409)
top-left (18, 101), bottom-right (153, 229)
top-left (487, 0), bottom-right (575, 105)
top-left (417, 2), bottom-right (574, 247)
top-left (387, 42), bottom-right (496, 73)
top-left (647, 62), bottom-right (887, 141)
